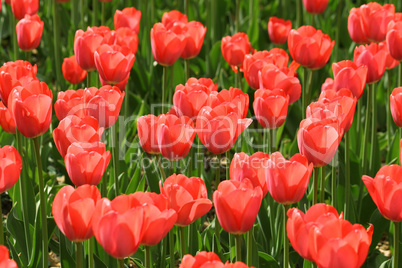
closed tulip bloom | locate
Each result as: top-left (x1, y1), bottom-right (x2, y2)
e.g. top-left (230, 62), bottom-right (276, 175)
top-left (52, 185), bottom-right (101, 242)
top-left (266, 152), bottom-right (313, 204)
top-left (321, 78), bottom-right (334, 92)
top-left (302, 0), bottom-right (328, 14)
top-left (53, 115), bottom-right (104, 158)
top-left (213, 179), bottom-right (262, 235)
top-left (162, 10), bottom-right (188, 29)
top-left (0, 60), bottom-right (37, 107)
top-left (230, 152), bottom-right (270, 196)
top-left (180, 251), bottom-right (222, 268)
top-left (92, 195), bottom-right (144, 259)
top-left (0, 102), bottom-right (16, 134)
top-left (65, 142), bottom-right (111, 186)
top-left (363, 165), bottom-right (402, 222)
top-left (0, 146), bottom-right (22, 193)
top-left (160, 174), bottom-right (212, 227)
top-left (332, 60), bottom-right (368, 99)
top-left (114, 28), bottom-right (139, 55)
top-left (379, 41), bottom-right (399, 70)
top-left (354, 43), bottom-right (387, 84)
top-left (221, 33), bottom-right (253, 72)
top-left (254, 88), bottom-right (289, 129)
top-left (16, 14), bottom-right (43, 51)
top-left (387, 20), bottom-right (402, 61)
top-left (11, 0), bottom-right (38, 20)
top-left (391, 87), bottom-right (402, 127)
top-left (288, 26), bottom-right (335, 70)
top-left (114, 7), bottom-right (141, 34)
top-left (62, 56), bottom-right (87, 85)
top-left (137, 114), bottom-right (160, 154)
top-left (268, 17), bottom-right (292, 45)
top-left (84, 85), bottom-right (125, 128)
top-left (196, 103), bottom-right (252, 155)
top-left (348, 7), bottom-right (369, 44)
top-left (157, 114), bottom-right (195, 160)
top-left (0, 246), bottom-right (18, 268)
top-left (360, 2), bottom-right (395, 43)
top-left (319, 88), bottom-right (354, 100)
top-left (181, 21), bottom-right (207, 59)
top-left (74, 29), bottom-right (106, 71)
top-left (8, 80), bottom-right (52, 138)
top-left (151, 23), bottom-right (186, 66)
top-left (206, 87), bottom-right (249, 119)
top-left (297, 118), bottom-right (343, 167)
top-left (224, 262), bottom-right (254, 268)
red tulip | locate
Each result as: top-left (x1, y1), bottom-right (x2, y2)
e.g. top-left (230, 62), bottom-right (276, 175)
top-left (8, 80), bottom-right (52, 138)
top-left (353, 43), bottom-right (387, 84)
top-left (16, 14), bottom-right (43, 51)
top-left (332, 60), bottom-right (368, 99)
top-left (0, 102), bottom-right (16, 134)
top-left (360, 2), bottom-right (395, 43)
top-left (65, 141), bottom-right (111, 186)
top-left (268, 17), bottom-right (292, 45)
top-left (53, 115), bottom-right (104, 158)
top-left (62, 56), bottom-right (87, 85)
top-left (137, 114), bottom-right (160, 154)
top-left (319, 88), bottom-right (354, 100)
top-left (266, 152), bottom-right (313, 204)
top-left (180, 251), bottom-right (222, 268)
top-left (213, 179), bottom-right (262, 235)
top-left (196, 103), bottom-right (252, 155)
top-left (162, 10), bottom-right (188, 29)
top-left (114, 7), bottom-right (141, 34)
top-left (379, 41), bottom-right (399, 70)
top-left (321, 78), bottom-right (334, 92)
top-left (0, 60), bottom-right (37, 107)
top-left (230, 152), bottom-right (269, 196)
top-left (0, 146), bottom-right (22, 194)
top-left (0, 246), bottom-right (18, 268)
top-left (172, 78), bottom-right (218, 119)
top-left (74, 29), bottom-right (106, 72)
top-left (288, 26), bottom-right (335, 70)
top-left (151, 23), bottom-right (186, 66)
top-left (11, 0), bottom-right (38, 20)
top-left (113, 27), bottom-right (139, 55)
top-left (84, 85), bottom-right (125, 128)
top-left (181, 21), bottom-right (207, 59)
top-left (54, 89), bottom-right (86, 121)
top-left (206, 87), bottom-right (249, 119)
top-left (348, 7), bottom-right (369, 44)
top-left (391, 87), bottom-right (402, 127)
top-left (160, 174), bottom-right (212, 227)
top-left (52, 185), bottom-right (101, 242)
top-left (221, 32), bottom-right (253, 72)
top-left (387, 20), bottom-right (402, 61)
top-left (92, 195), bottom-right (144, 259)
top-left (157, 114), bottom-right (195, 160)
top-left (254, 88), bottom-right (289, 129)
top-left (302, 0), bottom-right (328, 14)
top-left (297, 118), bottom-right (343, 167)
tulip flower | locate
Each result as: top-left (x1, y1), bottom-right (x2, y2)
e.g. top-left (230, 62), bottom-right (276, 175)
top-left (360, 2), bottom-right (395, 43)
top-left (353, 43), bottom-right (387, 84)
top-left (8, 80), bottom-right (52, 138)
top-left (162, 10), bottom-right (188, 29)
top-left (302, 0), bottom-right (329, 14)
top-left (114, 28), bottom-right (139, 55)
top-left (206, 87), bottom-right (249, 119)
top-left (114, 7), bottom-right (142, 34)
top-left (16, 14), bottom-right (43, 51)
top-left (213, 179), bottom-right (262, 235)
top-left (84, 85), bottom-right (125, 128)
top-left (92, 195), bottom-right (144, 259)
top-left (266, 152), bottom-right (313, 204)
top-left (53, 115), bottom-right (104, 158)
top-left (253, 88), bottom-right (289, 129)
top-left (379, 41), bottom-right (399, 70)
top-left (52, 185), bottom-right (101, 242)
top-left (268, 17), bottom-right (292, 45)
top-left (348, 7), bottom-right (369, 44)
top-left (11, 0), bottom-right (39, 20)
top-left (0, 146), bottom-right (22, 194)
top-left (62, 56), bottom-right (87, 85)
top-left (180, 251), bottom-right (222, 267)
top-left (151, 23), bottom-right (186, 66)
top-left (221, 32), bottom-right (254, 72)
top-left (0, 60), bottom-right (37, 107)
top-left (65, 142), bottom-right (111, 186)
top-left (387, 20), bottom-right (402, 61)
top-left (137, 114), bottom-right (160, 155)
top-left (160, 174), bottom-right (212, 226)
top-left (0, 102), bottom-right (16, 134)
top-left (391, 87), bottom-right (402, 127)
top-left (157, 114), bottom-right (195, 160)
top-left (288, 26), bottom-right (335, 70)
top-left (321, 78), bottom-right (334, 91)
top-left (172, 77), bottom-right (218, 119)
top-left (332, 60), bottom-right (368, 99)
top-left (74, 28), bottom-right (106, 71)
top-left (229, 152), bottom-right (269, 196)
top-left (0, 246), bottom-right (18, 268)
top-left (181, 21), bottom-right (207, 59)
top-left (196, 103), bottom-right (253, 155)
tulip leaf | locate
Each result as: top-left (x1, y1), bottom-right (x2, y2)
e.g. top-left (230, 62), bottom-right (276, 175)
top-left (368, 209), bottom-right (390, 254)
top-left (386, 131), bottom-right (400, 165)
top-left (93, 253), bottom-right (108, 268)
top-left (6, 205), bottom-right (29, 265)
top-left (58, 230), bottom-right (76, 267)
top-left (144, 156), bottom-right (161, 194)
top-left (379, 259), bottom-right (391, 268)
top-left (258, 251), bottom-right (279, 268)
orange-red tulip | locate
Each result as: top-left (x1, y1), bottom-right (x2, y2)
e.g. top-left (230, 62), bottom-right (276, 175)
top-left (353, 43), bottom-right (387, 84)
top-left (180, 251), bottom-right (222, 268)
top-left (0, 246), bottom-right (18, 268)
top-left (221, 33), bottom-right (253, 72)
top-left (268, 17), bottom-right (292, 45)
top-left (391, 87), bottom-right (402, 127)
top-left (288, 26), bottom-right (334, 70)
top-left (379, 41), bottom-right (399, 70)
top-left (113, 27), bottom-right (139, 55)
top-left (11, 0), bottom-right (38, 20)
top-left (160, 174), bottom-right (212, 227)
top-left (360, 2), bottom-right (395, 43)
top-left (254, 88), bottom-right (289, 129)
top-left (213, 179), bottom-right (262, 235)
top-left (0, 146), bottom-right (22, 194)
top-left (137, 114), bottom-right (160, 155)
top-left (162, 10), bottom-right (188, 29)
top-left (302, 0), bottom-right (328, 14)
top-left (0, 102), bottom-right (16, 134)
top-left (332, 60), bottom-right (367, 99)
top-left (181, 21), bottom-right (207, 59)
top-left (16, 14), bottom-right (43, 51)
top-left (74, 28), bottom-right (106, 72)
top-left (114, 7), bottom-right (141, 34)
top-left (348, 7), bottom-right (369, 44)
top-left (52, 185), bottom-right (101, 242)
top-left (206, 87), bottom-right (249, 119)
top-left (266, 152), bottom-right (313, 204)
top-left (387, 19), bottom-right (402, 61)
top-left (62, 56), bottom-right (87, 85)
top-left (54, 89), bottom-right (86, 121)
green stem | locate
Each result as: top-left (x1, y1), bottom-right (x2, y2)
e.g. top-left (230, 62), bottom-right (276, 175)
top-left (331, 158), bottom-right (336, 208)
top-left (344, 132), bottom-right (350, 219)
top-left (53, 0), bottom-right (63, 92)
top-left (26, 51), bottom-right (31, 63)
top-left (87, 70), bottom-right (91, 87)
top-left (296, 0), bottom-right (302, 28)
top-left (145, 246), bottom-right (151, 268)
top-left (184, 0), bottom-right (189, 15)
top-left (369, 83), bottom-right (377, 172)
top-left (306, 69), bottom-right (314, 108)
top-left (12, 16), bottom-right (18, 61)
top-left (33, 137), bottom-right (48, 268)
top-left (88, 237), bottom-right (94, 268)
top-left (169, 230), bottom-right (175, 268)
top-left (215, 155), bottom-right (221, 246)
top-left (267, 129), bottom-right (272, 154)
top-left (92, 0), bottom-right (98, 26)
top-left (246, 228), bottom-right (253, 266)
top-left (111, 122), bottom-right (120, 197)
top-left (387, 70), bottom-right (392, 152)
top-left (394, 221), bottom-right (400, 268)
top-left (197, 137), bottom-right (203, 179)
top-left (356, 100), bottom-right (362, 155)
top-left (76, 242), bottom-right (83, 268)
top-left (225, 151), bottom-right (230, 180)
top-left (0, 199), bottom-right (3, 245)
top-left (313, 167), bottom-right (319, 205)
top-left (118, 258), bottom-right (125, 268)
top-left (320, 167), bottom-right (326, 203)
top-left (184, 59), bottom-right (190, 81)
top-left (101, 2), bottom-right (106, 26)
top-left (334, 0), bottom-right (343, 61)
top-left (235, 234), bottom-right (241, 262)
top-left (180, 227), bottom-right (186, 258)
top-left (162, 66), bottom-right (167, 114)
top-left (157, 155), bottom-right (166, 182)
top-left (80, 0), bottom-right (84, 28)
top-left (235, 0), bottom-right (240, 32)
top-left (399, 63), bottom-right (402, 87)
top-left (311, 14), bottom-right (315, 28)
top-left (283, 204), bottom-right (290, 268)
top-left (71, 0), bottom-right (78, 29)
top-left (302, 67), bottom-right (307, 119)
top-left (188, 148), bottom-right (193, 177)
top-left (272, 128), bottom-right (277, 152)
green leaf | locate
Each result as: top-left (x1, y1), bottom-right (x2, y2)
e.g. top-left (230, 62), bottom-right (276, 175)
top-left (258, 251), bottom-right (279, 268)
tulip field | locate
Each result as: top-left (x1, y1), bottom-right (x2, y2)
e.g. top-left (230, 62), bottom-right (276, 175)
top-left (1, 0), bottom-right (402, 267)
